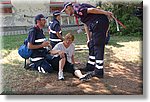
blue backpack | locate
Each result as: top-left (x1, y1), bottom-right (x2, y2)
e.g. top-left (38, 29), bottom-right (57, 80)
top-left (18, 39), bottom-right (32, 68)
top-left (18, 39), bottom-right (32, 59)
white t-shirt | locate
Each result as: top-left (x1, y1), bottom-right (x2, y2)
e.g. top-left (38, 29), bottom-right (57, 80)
top-left (53, 42), bottom-right (75, 64)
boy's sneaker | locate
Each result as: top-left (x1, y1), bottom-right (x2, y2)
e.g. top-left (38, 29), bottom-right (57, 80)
top-left (58, 71), bottom-right (64, 80)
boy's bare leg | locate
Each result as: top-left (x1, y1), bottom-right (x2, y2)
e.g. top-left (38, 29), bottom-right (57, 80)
top-left (74, 70), bottom-right (85, 79)
top-left (58, 57), bottom-right (66, 80)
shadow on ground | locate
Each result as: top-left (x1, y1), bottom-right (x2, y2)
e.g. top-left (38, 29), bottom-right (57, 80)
top-left (1, 35), bottom-right (142, 95)
top-left (1, 47), bottom-right (142, 95)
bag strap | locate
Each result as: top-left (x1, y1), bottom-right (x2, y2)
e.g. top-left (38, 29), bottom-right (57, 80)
top-left (111, 15), bottom-right (126, 31)
top-left (23, 26), bottom-right (37, 69)
top-left (24, 59), bottom-right (27, 68)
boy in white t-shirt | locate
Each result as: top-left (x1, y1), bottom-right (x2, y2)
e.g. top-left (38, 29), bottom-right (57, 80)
top-left (52, 33), bottom-right (89, 81)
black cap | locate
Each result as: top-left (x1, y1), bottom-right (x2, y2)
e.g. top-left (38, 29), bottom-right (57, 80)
top-left (53, 10), bottom-right (61, 16)
top-left (35, 14), bottom-right (46, 21)
top-left (61, 2), bottom-right (72, 12)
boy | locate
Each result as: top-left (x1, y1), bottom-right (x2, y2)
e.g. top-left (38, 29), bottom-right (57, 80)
top-left (52, 33), bottom-right (89, 81)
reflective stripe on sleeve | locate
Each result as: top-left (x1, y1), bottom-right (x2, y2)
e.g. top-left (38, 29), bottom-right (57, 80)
top-left (35, 38), bottom-right (46, 43)
top-left (49, 38), bottom-right (61, 42)
top-left (30, 57), bottom-right (44, 62)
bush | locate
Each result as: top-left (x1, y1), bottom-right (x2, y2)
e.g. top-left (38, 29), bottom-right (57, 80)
top-left (101, 2), bottom-right (143, 36)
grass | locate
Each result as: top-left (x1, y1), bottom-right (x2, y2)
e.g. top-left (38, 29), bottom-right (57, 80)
top-left (2, 32), bottom-right (141, 50)
top-left (1, 32), bottom-right (143, 95)
top-left (1, 32), bottom-right (141, 63)
top-left (2, 34), bottom-right (27, 50)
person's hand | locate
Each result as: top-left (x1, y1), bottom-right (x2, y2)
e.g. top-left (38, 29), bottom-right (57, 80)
top-left (58, 51), bottom-right (65, 58)
top-left (75, 61), bottom-right (81, 64)
top-left (48, 43), bottom-right (52, 49)
top-left (41, 41), bottom-right (50, 47)
top-left (106, 11), bottom-right (113, 19)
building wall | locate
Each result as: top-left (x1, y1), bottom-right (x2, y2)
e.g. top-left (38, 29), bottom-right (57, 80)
top-left (76, 0), bottom-right (97, 6)
top-left (1, 0), bottom-right (50, 27)
top-left (0, 0), bottom-right (99, 27)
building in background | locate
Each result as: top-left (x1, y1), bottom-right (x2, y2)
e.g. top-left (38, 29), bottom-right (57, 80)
top-left (0, 0), bottom-right (82, 27)
top-left (0, 0), bottom-right (100, 35)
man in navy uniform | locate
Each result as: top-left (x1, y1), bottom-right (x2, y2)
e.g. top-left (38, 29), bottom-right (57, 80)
top-left (61, 2), bottom-right (113, 78)
top-left (49, 10), bottom-right (63, 48)
top-left (27, 14), bottom-right (65, 74)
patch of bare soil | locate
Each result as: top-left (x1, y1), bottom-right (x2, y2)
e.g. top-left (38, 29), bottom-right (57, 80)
top-left (1, 41), bottom-right (142, 95)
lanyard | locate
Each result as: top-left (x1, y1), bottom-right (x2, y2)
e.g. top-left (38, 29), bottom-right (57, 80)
top-left (112, 15), bottom-right (126, 31)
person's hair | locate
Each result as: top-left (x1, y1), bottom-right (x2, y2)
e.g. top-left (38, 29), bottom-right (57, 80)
top-left (64, 33), bottom-right (74, 41)
top-left (35, 14), bottom-right (45, 24)
top-left (68, 4), bottom-right (73, 7)
top-left (53, 15), bottom-right (60, 19)
top-left (35, 20), bottom-right (38, 24)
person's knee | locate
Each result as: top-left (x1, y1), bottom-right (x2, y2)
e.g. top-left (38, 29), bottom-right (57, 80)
top-left (59, 55), bottom-right (66, 62)
top-left (40, 62), bottom-right (53, 73)
top-left (44, 65), bottom-right (53, 73)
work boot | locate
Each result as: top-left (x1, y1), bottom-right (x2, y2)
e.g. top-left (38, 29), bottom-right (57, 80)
top-left (93, 69), bottom-right (104, 78)
top-left (85, 69), bottom-right (104, 79)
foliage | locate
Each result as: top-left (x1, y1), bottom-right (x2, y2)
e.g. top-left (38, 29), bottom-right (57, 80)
top-left (98, 1), bottom-right (143, 36)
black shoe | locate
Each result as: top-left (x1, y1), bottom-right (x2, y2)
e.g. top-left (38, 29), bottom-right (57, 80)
top-left (79, 72), bottom-right (93, 81)
top-left (85, 69), bottom-right (104, 79)
top-left (93, 69), bottom-right (104, 78)
top-left (94, 73), bottom-right (104, 78)
top-left (24, 63), bottom-right (34, 70)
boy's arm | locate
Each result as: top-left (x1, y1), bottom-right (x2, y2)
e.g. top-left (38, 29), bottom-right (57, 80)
top-left (71, 55), bottom-right (75, 64)
top-left (50, 50), bottom-right (65, 58)
top-left (51, 44), bottom-right (65, 58)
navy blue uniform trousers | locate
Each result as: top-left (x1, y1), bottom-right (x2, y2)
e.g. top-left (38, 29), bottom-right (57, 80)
top-left (86, 16), bottom-right (109, 75)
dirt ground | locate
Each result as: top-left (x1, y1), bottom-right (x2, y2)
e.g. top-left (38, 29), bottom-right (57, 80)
top-left (1, 41), bottom-right (143, 95)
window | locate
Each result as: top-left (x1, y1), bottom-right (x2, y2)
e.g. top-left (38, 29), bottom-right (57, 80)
top-left (50, 7), bottom-right (63, 12)
top-left (69, 16), bottom-right (75, 25)
top-left (61, 16), bottom-right (68, 25)
top-left (0, 7), bottom-right (12, 13)
top-left (0, 0), bottom-right (13, 14)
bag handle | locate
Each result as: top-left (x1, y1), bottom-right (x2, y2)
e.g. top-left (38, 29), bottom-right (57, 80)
top-left (24, 59), bottom-right (27, 68)
top-left (111, 15), bottom-right (126, 31)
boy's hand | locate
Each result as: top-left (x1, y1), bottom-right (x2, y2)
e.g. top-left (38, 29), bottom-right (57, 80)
top-left (58, 51), bottom-right (65, 58)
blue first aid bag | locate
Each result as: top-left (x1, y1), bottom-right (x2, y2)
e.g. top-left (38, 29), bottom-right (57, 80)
top-left (18, 39), bottom-right (32, 59)
top-left (18, 45), bottom-right (32, 59)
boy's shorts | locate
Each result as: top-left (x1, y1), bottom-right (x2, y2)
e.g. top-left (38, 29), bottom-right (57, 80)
top-left (50, 56), bottom-right (75, 75)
